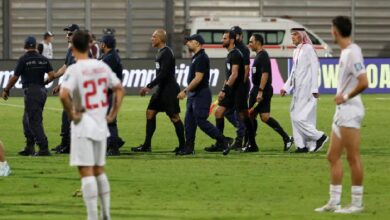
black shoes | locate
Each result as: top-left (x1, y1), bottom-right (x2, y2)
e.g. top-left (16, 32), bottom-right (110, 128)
top-left (221, 137), bottom-right (232, 156)
top-left (230, 137), bottom-right (243, 151)
top-left (35, 149), bottom-right (51, 156)
top-left (284, 136), bottom-right (294, 152)
top-left (57, 146), bottom-right (70, 154)
top-left (131, 144), bottom-right (151, 152)
top-left (314, 134), bottom-right (328, 152)
top-left (241, 145), bottom-right (259, 153)
top-left (294, 147), bottom-right (309, 153)
top-left (18, 147), bottom-right (35, 156)
top-left (107, 148), bottom-right (120, 156)
top-left (204, 137), bottom-right (233, 153)
top-left (176, 143), bottom-right (195, 156)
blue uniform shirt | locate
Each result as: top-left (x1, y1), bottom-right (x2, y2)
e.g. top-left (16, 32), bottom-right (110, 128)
top-left (188, 49), bottom-right (210, 93)
top-left (14, 51), bottom-right (53, 88)
top-left (100, 49), bottom-right (123, 81)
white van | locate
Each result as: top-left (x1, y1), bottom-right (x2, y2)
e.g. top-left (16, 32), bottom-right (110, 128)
top-left (184, 17), bottom-right (332, 58)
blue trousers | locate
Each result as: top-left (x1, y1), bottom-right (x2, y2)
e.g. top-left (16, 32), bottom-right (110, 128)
top-left (23, 85), bottom-right (48, 148)
top-left (185, 88), bottom-right (221, 144)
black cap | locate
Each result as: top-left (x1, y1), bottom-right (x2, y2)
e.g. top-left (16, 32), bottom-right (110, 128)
top-left (24, 36), bottom-right (36, 48)
top-left (64, 24), bottom-right (80, 32)
top-left (100, 34), bottom-right (116, 48)
top-left (231, 26), bottom-right (243, 35)
top-left (44, 31), bottom-right (54, 37)
top-left (291, 28), bottom-right (305, 32)
top-left (184, 34), bottom-right (205, 45)
top-left (103, 28), bottom-right (116, 35)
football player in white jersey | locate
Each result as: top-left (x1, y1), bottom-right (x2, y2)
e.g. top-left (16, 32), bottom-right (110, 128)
top-left (59, 30), bottom-right (124, 220)
top-left (315, 16), bottom-right (368, 214)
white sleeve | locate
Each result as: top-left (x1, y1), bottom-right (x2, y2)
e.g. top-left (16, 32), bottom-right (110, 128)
top-left (61, 66), bottom-right (77, 92)
top-left (283, 71), bottom-right (293, 94)
top-left (107, 69), bottom-right (121, 89)
top-left (309, 46), bottom-right (319, 93)
top-left (350, 48), bottom-right (366, 77)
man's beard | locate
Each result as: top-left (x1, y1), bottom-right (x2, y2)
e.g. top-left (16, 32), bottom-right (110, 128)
top-left (222, 42), bottom-right (229, 48)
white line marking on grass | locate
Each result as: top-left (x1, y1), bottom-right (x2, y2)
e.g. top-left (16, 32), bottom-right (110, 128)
top-left (375, 98), bottom-right (390, 100)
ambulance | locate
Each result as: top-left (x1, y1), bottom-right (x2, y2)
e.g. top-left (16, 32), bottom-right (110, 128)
top-left (184, 17), bottom-right (332, 58)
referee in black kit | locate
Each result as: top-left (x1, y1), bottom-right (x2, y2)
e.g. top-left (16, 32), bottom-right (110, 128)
top-left (99, 34), bottom-right (125, 156)
top-left (246, 34), bottom-right (293, 152)
top-left (211, 30), bottom-right (258, 155)
top-left (176, 34), bottom-right (230, 155)
top-left (131, 29), bottom-right (185, 152)
top-left (1, 36), bottom-right (55, 156)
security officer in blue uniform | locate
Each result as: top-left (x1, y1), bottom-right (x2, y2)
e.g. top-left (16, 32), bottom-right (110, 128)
top-left (177, 34), bottom-right (230, 155)
top-left (99, 34), bottom-right (125, 156)
top-left (2, 36), bottom-right (55, 156)
top-left (48, 24), bottom-right (79, 154)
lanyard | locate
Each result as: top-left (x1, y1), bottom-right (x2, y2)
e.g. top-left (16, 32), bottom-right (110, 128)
top-left (291, 44), bottom-right (305, 87)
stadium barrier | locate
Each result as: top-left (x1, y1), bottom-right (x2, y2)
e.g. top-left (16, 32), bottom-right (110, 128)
top-left (0, 58), bottom-right (389, 97)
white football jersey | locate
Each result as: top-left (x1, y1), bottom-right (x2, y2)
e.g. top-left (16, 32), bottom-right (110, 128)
top-left (337, 43), bottom-right (366, 97)
top-left (41, 41), bottom-right (53, 59)
top-left (61, 59), bottom-right (121, 141)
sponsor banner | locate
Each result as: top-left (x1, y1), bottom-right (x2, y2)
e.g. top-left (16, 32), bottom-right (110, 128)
top-left (288, 58), bottom-right (390, 94)
top-left (0, 58), bottom-right (289, 97)
top-left (1, 57), bottom-right (388, 96)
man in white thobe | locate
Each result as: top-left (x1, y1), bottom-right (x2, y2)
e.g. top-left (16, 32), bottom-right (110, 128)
top-left (281, 28), bottom-right (328, 153)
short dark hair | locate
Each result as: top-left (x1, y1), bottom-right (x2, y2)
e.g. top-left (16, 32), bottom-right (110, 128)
top-left (252, 34), bottom-right (264, 45)
top-left (332, 16), bottom-right (352, 37)
top-left (71, 30), bottom-right (91, 53)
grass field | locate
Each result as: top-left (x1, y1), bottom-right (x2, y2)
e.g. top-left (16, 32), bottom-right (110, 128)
top-left (0, 94), bottom-right (389, 220)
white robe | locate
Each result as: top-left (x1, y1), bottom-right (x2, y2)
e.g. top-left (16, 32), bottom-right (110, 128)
top-left (283, 43), bottom-right (323, 150)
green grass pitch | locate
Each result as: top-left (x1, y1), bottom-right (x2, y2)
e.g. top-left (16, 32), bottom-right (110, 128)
top-left (0, 94), bottom-right (389, 220)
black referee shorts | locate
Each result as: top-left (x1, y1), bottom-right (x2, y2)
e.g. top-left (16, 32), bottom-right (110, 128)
top-left (147, 81), bottom-right (181, 115)
top-left (248, 86), bottom-right (273, 114)
top-left (219, 83), bottom-right (249, 111)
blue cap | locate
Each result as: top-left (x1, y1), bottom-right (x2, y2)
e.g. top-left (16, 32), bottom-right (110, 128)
top-left (185, 34), bottom-right (205, 45)
top-left (100, 34), bottom-right (116, 48)
top-left (24, 36), bottom-right (36, 48)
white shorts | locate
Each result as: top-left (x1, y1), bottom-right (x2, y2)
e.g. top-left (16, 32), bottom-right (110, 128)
top-left (70, 137), bottom-right (106, 167)
top-left (333, 103), bottom-right (364, 129)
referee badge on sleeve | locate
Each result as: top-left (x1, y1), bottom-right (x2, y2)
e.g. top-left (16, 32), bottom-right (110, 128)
top-left (155, 62), bottom-right (160, 70)
top-left (252, 67), bottom-right (256, 74)
top-left (227, 63), bottom-right (231, 71)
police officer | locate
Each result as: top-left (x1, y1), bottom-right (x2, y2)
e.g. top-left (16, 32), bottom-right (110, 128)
top-left (176, 34), bottom-right (230, 155)
top-left (1, 36), bottom-right (55, 156)
top-left (131, 29), bottom-right (185, 152)
top-left (99, 34), bottom-right (125, 156)
top-left (246, 34), bottom-right (294, 152)
top-left (210, 30), bottom-right (257, 155)
top-left (49, 24), bottom-right (80, 154)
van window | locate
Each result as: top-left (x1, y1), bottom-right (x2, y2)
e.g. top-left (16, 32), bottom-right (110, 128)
top-left (247, 30), bottom-right (285, 45)
top-left (197, 30), bottom-right (285, 45)
top-left (307, 32), bottom-right (321, 45)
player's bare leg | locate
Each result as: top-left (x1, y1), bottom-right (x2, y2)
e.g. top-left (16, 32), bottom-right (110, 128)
top-left (315, 129), bottom-right (343, 212)
top-left (335, 127), bottom-right (364, 214)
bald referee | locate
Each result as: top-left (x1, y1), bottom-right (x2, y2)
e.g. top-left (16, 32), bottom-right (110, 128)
top-left (131, 29), bottom-right (185, 152)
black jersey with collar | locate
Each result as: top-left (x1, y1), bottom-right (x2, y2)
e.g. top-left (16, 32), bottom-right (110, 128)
top-left (147, 46), bottom-right (176, 89)
top-left (225, 48), bottom-right (245, 88)
top-left (252, 49), bottom-right (272, 89)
